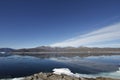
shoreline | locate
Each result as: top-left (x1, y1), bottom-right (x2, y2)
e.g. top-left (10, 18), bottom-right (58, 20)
top-left (20, 72), bottom-right (120, 80)
top-left (1, 71), bottom-right (120, 80)
top-left (11, 52), bottom-right (120, 57)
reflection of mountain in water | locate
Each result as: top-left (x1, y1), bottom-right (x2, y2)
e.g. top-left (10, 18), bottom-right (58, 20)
top-left (0, 52), bottom-right (12, 57)
top-left (49, 56), bottom-right (119, 74)
top-left (0, 55), bottom-right (120, 79)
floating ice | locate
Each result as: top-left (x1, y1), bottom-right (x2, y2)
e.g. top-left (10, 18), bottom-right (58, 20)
top-left (1, 78), bottom-right (23, 80)
top-left (53, 67), bottom-right (120, 79)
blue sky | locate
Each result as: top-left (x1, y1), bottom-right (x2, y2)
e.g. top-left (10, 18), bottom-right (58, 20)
top-left (0, 0), bottom-right (120, 48)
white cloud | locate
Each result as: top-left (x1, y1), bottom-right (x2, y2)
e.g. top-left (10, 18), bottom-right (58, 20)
top-left (50, 22), bottom-right (120, 47)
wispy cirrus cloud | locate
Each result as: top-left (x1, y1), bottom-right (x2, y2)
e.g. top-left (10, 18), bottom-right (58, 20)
top-left (50, 22), bottom-right (120, 47)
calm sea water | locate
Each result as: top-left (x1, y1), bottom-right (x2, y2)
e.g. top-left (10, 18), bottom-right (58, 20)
top-left (0, 54), bottom-right (120, 79)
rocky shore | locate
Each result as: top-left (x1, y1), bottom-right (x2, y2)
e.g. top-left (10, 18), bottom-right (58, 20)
top-left (22, 72), bottom-right (120, 80)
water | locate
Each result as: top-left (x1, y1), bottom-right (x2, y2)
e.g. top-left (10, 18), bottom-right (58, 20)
top-left (0, 54), bottom-right (120, 79)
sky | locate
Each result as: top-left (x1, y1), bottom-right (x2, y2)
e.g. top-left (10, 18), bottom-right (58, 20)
top-left (0, 0), bottom-right (120, 49)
